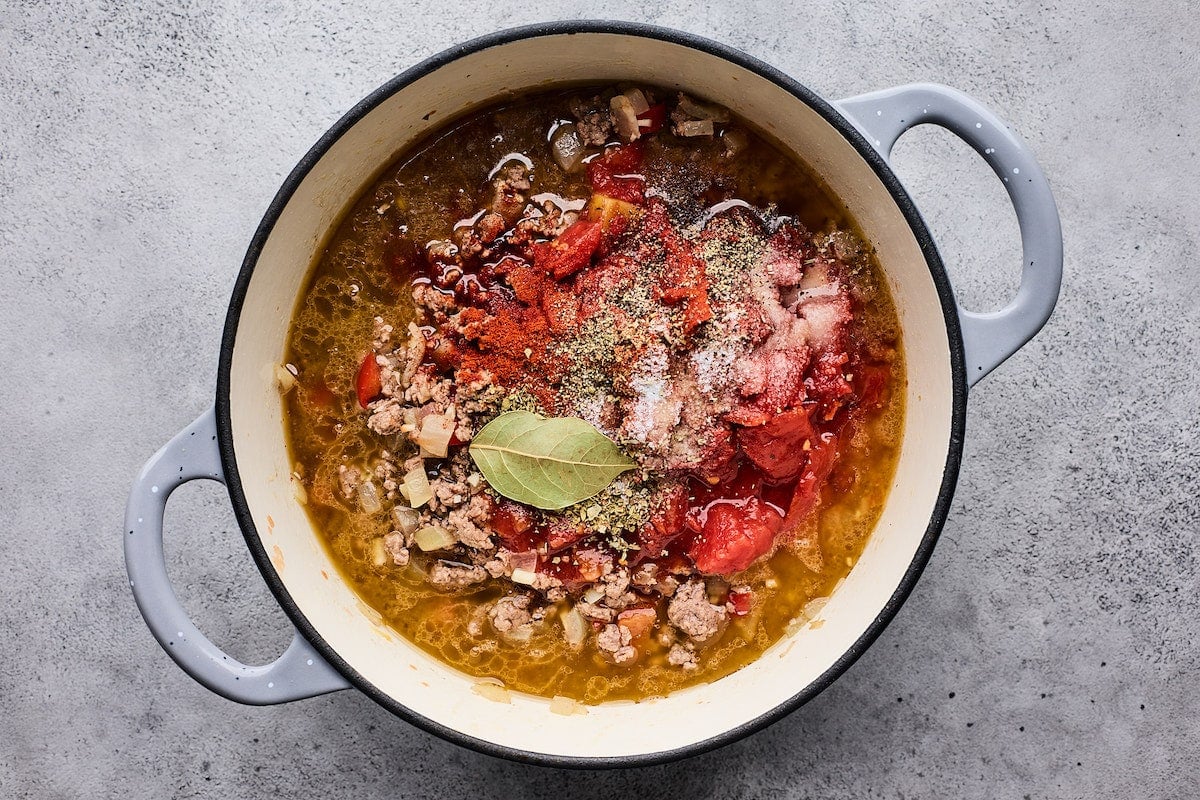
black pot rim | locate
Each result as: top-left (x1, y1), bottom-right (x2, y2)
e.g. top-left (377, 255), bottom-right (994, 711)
top-left (215, 19), bottom-right (967, 770)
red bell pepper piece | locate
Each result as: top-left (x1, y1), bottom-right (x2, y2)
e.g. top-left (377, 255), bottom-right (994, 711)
top-left (355, 353), bottom-right (382, 408)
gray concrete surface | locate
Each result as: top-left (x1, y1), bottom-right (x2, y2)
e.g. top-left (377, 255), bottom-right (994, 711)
top-left (2, 0), bottom-right (1197, 797)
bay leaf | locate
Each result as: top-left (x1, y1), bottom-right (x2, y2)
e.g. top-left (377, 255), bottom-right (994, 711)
top-left (468, 411), bottom-right (637, 510)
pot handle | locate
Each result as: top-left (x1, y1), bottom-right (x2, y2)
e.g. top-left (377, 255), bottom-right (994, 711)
top-left (836, 83), bottom-right (1063, 386)
top-left (123, 407), bottom-right (351, 704)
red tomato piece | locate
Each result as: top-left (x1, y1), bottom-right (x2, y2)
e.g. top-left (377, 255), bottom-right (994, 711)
top-left (587, 168), bottom-right (645, 205)
top-left (856, 363), bottom-right (891, 410)
top-left (728, 589), bottom-right (754, 616)
top-left (782, 432), bottom-right (839, 530)
top-left (737, 409), bottom-right (817, 483)
top-left (808, 350), bottom-right (853, 412)
top-left (532, 219), bottom-right (604, 279)
top-left (637, 103), bottom-right (667, 134)
top-left (587, 144), bottom-right (646, 205)
top-left (634, 483), bottom-right (689, 562)
top-left (490, 499), bottom-right (537, 552)
top-left (355, 353), bottom-right (382, 408)
top-left (688, 497), bottom-right (784, 575)
top-left (596, 140), bottom-right (645, 172)
top-left (545, 517), bottom-right (589, 552)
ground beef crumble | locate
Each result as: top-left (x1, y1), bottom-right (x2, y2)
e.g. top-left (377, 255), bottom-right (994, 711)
top-left (667, 580), bottom-right (728, 643)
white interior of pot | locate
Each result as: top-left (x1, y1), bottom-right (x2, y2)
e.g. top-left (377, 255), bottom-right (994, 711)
top-left (226, 32), bottom-right (954, 759)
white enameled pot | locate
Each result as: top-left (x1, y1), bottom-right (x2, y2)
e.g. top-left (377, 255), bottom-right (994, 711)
top-left (124, 22), bottom-right (1062, 767)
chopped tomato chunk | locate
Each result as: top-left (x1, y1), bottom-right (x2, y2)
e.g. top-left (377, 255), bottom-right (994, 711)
top-left (652, 221), bottom-right (712, 334)
top-left (782, 432), bottom-right (839, 530)
top-left (587, 166), bottom-right (645, 204)
top-left (490, 499), bottom-right (536, 552)
top-left (587, 144), bottom-right (647, 205)
top-left (688, 497), bottom-right (783, 575)
top-left (728, 589), bottom-right (754, 616)
top-left (737, 409), bottom-right (817, 483)
top-left (355, 353), bottom-right (382, 408)
top-left (856, 363), bottom-right (891, 410)
top-left (595, 140), bottom-right (645, 172)
top-left (532, 219), bottom-right (603, 279)
top-left (546, 517), bottom-right (588, 552)
top-left (637, 103), bottom-right (667, 134)
top-left (634, 483), bottom-right (689, 561)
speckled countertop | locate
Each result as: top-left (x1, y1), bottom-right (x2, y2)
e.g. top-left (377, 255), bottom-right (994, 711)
top-left (2, 1), bottom-right (1197, 797)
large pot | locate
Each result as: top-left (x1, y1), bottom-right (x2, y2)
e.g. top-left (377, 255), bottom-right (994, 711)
top-left (124, 22), bottom-right (1062, 767)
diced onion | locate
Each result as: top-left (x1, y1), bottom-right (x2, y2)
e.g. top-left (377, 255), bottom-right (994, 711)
top-left (413, 525), bottom-right (456, 552)
top-left (550, 124), bottom-right (586, 173)
top-left (622, 88), bottom-right (650, 115)
top-left (391, 506), bottom-right (420, 536)
top-left (581, 586), bottom-right (604, 604)
top-left (505, 625), bottom-right (533, 643)
top-left (357, 480), bottom-right (382, 514)
top-left (291, 476), bottom-right (308, 506)
top-left (416, 413), bottom-right (455, 458)
top-left (273, 363), bottom-right (296, 393)
top-left (370, 537), bottom-right (388, 567)
top-left (561, 606), bottom-right (588, 649)
top-left (549, 695), bottom-right (588, 716)
top-left (676, 94), bottom-right (730, 122)
top-left (511, 568), bottom-right (537, 586)
top-left (404, 464), bottom-right (432, 508)
top-left (802, 596), bottom-right (828, 620)
top-left (610, 94), bottom-right (641, 142)
top-left (472, 680), bottom-right (511, 704)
